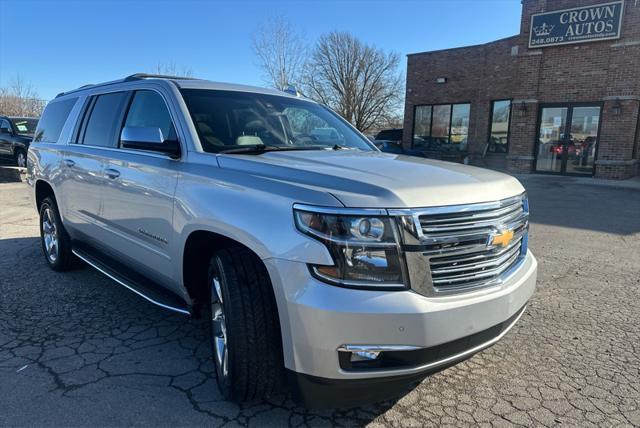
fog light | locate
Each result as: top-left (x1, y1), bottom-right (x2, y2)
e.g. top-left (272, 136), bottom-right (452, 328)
top-left (350, 350), bottom-right (381, 362)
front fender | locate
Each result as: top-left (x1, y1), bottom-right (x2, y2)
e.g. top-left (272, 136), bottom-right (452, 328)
top-left (173, 160), bottom-right (341, 283)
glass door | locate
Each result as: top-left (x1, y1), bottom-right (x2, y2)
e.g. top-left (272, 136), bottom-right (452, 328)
top-left (565, 106), bottom-right (600, 175)
top-left (535, 107), bottom-right (567, 174)
top-left (535, 104), bottom-right (601, 176)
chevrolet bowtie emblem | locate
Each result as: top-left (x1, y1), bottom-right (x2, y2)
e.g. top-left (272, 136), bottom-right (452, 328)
top-left (491, 230), bottom-right (514, 247)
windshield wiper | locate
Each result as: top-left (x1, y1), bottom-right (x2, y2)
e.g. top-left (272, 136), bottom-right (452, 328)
top-left (217, 144), bottom-right (329, 155)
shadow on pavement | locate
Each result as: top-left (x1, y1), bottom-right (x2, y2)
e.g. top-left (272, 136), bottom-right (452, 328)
top-left (521, 176), bottom-right (640, 235)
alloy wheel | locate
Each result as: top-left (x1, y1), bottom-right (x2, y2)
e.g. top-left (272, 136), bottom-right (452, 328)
top-left (42, 208), bottom-right (59, 263)
top-left (211, 276), bottom-right (229, 382)
top-left (17, 152), bottom-right (26, 168)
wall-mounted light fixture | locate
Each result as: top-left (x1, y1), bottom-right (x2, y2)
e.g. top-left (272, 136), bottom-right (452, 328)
top-left (435, 77), bottom-right (447, 84)
top-left (612, 98), bottom-right (622, 115)
top-left (518, 101), bottom-right (528, 116)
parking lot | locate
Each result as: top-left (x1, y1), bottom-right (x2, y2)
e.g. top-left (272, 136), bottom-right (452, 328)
top-left (0, 174), bottom-right (639, 427)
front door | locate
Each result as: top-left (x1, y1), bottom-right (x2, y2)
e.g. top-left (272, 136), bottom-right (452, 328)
top-left (535, 104), bottom-right (601, 176)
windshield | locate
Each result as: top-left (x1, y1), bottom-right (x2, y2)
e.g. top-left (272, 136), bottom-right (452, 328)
top-left (180, 89), bottom-right (375, 153)
top-left (10, 118), bottom-right (39, 136)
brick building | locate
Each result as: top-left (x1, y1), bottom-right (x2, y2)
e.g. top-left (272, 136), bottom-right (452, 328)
top-left (403, 0), bottom-right (640, 179)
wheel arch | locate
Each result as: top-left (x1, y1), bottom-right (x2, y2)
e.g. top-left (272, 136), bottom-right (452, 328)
top-left (35, 179), bottom-right (56, 209)
top-left (180, 229), bottom-right (284, 325)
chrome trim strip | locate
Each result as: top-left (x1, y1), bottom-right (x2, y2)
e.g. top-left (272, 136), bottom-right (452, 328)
top-left (387, 193), bottom-right (526, 217)
top-left (338, 305), bottom-right (527, 378)
top-left (293, 203), bottom-right (388, 216)
top-left (311, 266), bottom-right (407, 289)
top-left (337, 344), bottom-right (422, 353)
top-left (72, 249), bottom-right (190, 316)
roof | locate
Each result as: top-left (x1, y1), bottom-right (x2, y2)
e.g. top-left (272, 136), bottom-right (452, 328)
top-left (55, 73), bottom-right (302, 100)
top-left (407, 34), bottom-right (519, 57)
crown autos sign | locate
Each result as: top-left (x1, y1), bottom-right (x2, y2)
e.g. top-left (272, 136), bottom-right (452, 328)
top-left (529, 1), bottom-right (624, 48)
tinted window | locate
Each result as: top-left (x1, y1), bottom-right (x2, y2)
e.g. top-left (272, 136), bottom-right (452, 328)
top-left (451, 104), bottom-right (470, 151)
top-left (411, 103), bottom-right (470, 152)
top-left (82, 92), bottom-right (129, 147)
top-left (180, 89), bottom-right (373, 153)
top-left (0, 119), bottom-right (10, 131)
top-left (34, 98), bottom-right (77, 143)
top-left (10, 118), bottom-right (39, 136)
top-left (375, 129), bottom-right (402, 141)
top-left (489, 100), bottom-right (511, 153)
top-left (123, 90), bottom-right (175, 142)
top-left (412, 105), bottom-right (432, 148)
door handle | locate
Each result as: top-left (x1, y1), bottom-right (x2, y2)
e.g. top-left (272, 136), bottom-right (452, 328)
top-left (105, 168), bottom-right (120, 179)
top-left (64, 159), bottom-right (75, 167)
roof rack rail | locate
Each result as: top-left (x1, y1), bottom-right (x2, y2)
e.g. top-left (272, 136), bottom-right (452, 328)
top-left (55, 73), bottom-right (199, 98)
top-left (123, 73), bottom-right (200, 82)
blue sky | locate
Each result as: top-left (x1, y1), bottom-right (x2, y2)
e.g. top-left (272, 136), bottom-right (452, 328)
top-left (0, 0), bottom-right (522, 101)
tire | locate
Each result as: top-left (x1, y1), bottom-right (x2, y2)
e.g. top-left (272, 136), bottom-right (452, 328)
top-left (207, 247), bottom-right (284, 401)
top-left (39, 196), bottom-right (74, 271)
top-left (14, 148), bottom-right (26, 168)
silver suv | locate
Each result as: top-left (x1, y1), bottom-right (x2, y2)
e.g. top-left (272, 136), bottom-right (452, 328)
top-left (27, 74), bottom-right (537, 408)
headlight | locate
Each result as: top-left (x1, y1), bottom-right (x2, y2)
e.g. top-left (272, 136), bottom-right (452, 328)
top-left (293, 205), bottom-right (408, 290)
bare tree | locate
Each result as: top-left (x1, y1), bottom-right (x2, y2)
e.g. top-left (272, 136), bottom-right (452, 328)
top-left (151, 61), bottom-right (194, 77)
top-left (301, 32), bottom-right (403, 132)
top-left (252, 15), bottom-right (306, 90)
top-left (0, 75), bottom-right (46, 117)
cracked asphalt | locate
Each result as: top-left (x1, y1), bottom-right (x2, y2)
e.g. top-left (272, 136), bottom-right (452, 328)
top-left (1, 174), bottom-right (639, 426)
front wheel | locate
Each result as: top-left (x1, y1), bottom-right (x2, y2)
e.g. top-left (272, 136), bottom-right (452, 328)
top-left (207, 247), bottom-right (284, 401)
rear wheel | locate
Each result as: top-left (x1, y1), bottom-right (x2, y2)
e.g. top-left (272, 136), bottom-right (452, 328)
top-left (39, 197), bottom-right (74, 271)
top-left (207, 247), bottom-right (284, 401)
top-left (14, 148), bottom-right (26, 168)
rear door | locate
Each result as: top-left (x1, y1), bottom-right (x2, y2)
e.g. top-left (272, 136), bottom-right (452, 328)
top-left (99, 89), bottom-right (180, 287)
top-left (59, 91), bottom-right (130, 242)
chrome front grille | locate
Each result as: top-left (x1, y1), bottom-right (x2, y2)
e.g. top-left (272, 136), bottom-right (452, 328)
top-left (401, 194), bottom-right (529, 294)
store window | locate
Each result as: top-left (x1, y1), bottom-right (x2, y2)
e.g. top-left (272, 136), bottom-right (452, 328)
top-left (413, 103), bottom-right (470, 152)
top-left (488, 100), bottom-right (511, 153)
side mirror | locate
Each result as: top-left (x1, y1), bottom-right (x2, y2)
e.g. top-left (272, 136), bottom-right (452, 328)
top-left (120, 126), bottom-right (180, 158)
top-left (0, 127), bottom-right (11, 135)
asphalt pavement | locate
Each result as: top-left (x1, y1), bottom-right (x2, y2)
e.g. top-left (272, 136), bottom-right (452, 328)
top-left (0, 174), bottom-right (639, 426)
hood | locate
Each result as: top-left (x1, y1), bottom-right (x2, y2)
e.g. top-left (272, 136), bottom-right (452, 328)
top-left (217, 150), bottom-right (525, 208)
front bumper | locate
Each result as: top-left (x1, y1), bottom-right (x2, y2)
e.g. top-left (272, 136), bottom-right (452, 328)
top-left (264, 250), bottom-right (537, 406)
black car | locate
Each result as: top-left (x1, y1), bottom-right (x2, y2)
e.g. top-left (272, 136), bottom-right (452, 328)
top-left (374, 128), bottom-right (425, 157)
top-left (0, 116), bottom-right (38, 167)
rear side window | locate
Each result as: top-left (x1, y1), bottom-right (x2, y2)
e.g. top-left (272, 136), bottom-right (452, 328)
top-left (82, 92), bottom-right (129, 147)
top-left (123, 90), bottom-right (175, 142)
top-left (34, 98), bottom-right (77, 143)
top-left (376, 129), bottom-right (402, 141)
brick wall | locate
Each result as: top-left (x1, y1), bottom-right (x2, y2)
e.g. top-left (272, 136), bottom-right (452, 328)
top-left (404, 0), bottom-right (640, 179)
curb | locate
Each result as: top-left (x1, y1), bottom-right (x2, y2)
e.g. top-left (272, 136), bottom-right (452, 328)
top-left (514, 174), bottom-right (640, 192)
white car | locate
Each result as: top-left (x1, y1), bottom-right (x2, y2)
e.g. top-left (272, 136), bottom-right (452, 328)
top-left (27, 74), bottom-right (537, 408)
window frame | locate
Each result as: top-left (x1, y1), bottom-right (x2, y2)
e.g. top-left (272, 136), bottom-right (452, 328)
top-left (118, 89), bottom-right (179, 153)
top-left (71, 88), bottom-right (181, 158)
top-left (487, 99), bottom-right (513, 154)
top-left (0, 119), bottom-right (12, 134)
top-left (77, 91), bottom-right (131, 148)
top-left (411, 102), bottom-right (472, 150)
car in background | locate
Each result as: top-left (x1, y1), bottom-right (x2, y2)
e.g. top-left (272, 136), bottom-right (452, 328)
top-left (0, 116), bottom-right (39, 167)
top-left (374, 128), bottom-right (426, 157)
